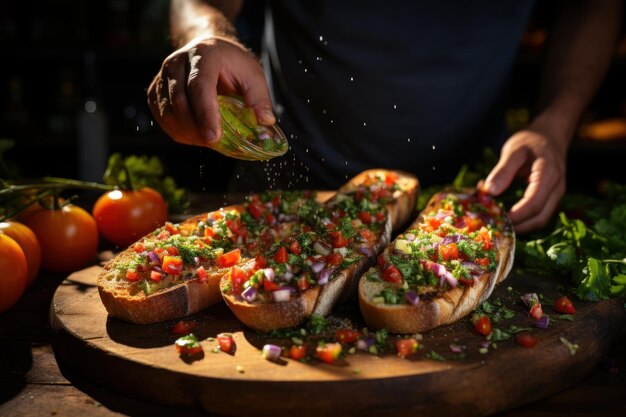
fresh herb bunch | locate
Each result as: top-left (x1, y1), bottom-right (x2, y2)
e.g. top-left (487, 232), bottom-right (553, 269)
top-left (103, 153), bottom-right (190, 214)
top-left (522, 184), bottom-right (626, 301)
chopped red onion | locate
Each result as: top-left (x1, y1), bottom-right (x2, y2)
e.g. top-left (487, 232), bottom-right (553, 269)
top-left (356, 336), bottom-right (375, 351)
top-left (241, 286), bottom-right (257, 303)
top-left (272, 288), bottom-right (292, 302)
top-left (152, 266), bottom-right (162, 273)
top-left (404, 233), bottom-right (416, 242)
top-left (423, 261), bottom-right (458, 288)
top-left (405, 290), bottom-right (420, 306)
top-left (263, 268), bottom-right (275, 281)
top-left (262, 344), bottom-right (282, 361)
top-left (317, 268), bottom-right (334, 285)
top-left (449, 344), bottom-right (464, 353)
top-left (535, 315), bottom-right (550, 329)
top-left (314, 241), bottom-right (331, 256)
top-left (441, 234), bottom-right (462, 245)
top-left (281, 271), bottom-right (294, 281)
top-left (479, 340), bottom-right (491, 349)
top-left (278, 213), bottom-right (298, 222)
top-left (147, 251), bottom-right (160, 263)
top-left (311, 261), bottom-right (326, 274)
top-left (520, 293), bottom-right (539, 307)
top-left (358, 245), bottom-right (372, 256)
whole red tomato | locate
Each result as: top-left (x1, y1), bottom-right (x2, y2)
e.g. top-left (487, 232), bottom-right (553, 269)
top-left (25, 204), bottom-right (99, 273)
top-left (0, 233), bottom-right (28, 313)
top-left (0, 220), bottom-right (41, 285)
top-left (92, 187), bottom-right (168, 247)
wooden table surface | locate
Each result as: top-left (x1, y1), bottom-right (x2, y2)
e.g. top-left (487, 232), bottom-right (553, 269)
top-left (1, 193), bottom-right (625, 416)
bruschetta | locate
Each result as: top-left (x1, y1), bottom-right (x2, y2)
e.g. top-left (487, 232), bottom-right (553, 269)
top-left (358, 188), bottom-right (515, 334)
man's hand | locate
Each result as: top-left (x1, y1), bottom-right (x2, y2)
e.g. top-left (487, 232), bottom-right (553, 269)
top-left (483, 128), bottom-right (567, 234)
top-left (147, 37), bottom-right (275, 147)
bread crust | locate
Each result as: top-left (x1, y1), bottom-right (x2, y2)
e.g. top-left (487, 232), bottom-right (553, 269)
top-left (359, 189), bottom-right (515, 334)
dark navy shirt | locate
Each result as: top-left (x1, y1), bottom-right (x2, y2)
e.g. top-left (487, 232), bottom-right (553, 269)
top-left (231, 0), bottom-right (535, 191)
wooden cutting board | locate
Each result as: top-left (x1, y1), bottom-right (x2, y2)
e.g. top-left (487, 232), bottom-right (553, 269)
top-left (50, 265), bottom-right (625, 417)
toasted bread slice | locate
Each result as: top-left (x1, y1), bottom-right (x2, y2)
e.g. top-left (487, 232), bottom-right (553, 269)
top-left (337, 169), bottom-right (418, 232)
top-left (359, 188), bottom-right (515, 334)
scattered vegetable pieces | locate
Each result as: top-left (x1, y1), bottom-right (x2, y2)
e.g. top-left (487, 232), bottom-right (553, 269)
top-left (559, 336), bottom-right (579, 356)
top-left (175, 334), bottom-right (203, 356)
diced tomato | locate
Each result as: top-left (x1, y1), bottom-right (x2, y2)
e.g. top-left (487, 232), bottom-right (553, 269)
top-left (289, 344), bottom-right (307, 360)
top-left (375, 211), bottom-right (386, 222)
top-left (263, 279), bottom-right (281, 292)
top-left (355, 189), bottom-right (365, 202)
top-left (157, 230), bottom-right (170, 240)
top-left (133, 243), bottom-right (145, 253)
top-left (384, 172), bottom-right (398, 185)
top-left (554, 296), bottom-right (576, 314)
top-left (377, 255), bottom-right (385, 267)
top-left (395, 338), bottom-right (419, 358)
top-left (515, 333), bottom-right (539, 348)
top-left (422, 216), bottom-right (442, 232)
top-left (164, 222), bottom-right (179, 235)
top-left (327, 252), bottom-right (343, 266)
top-left (464, 216), bottom-right (484, 232)
top-left (248, 201), bottom-right (265, 220)
top-left (254, 255), bottom-right (267, 270)
top-left (473, 315), bottom-right (492, 336)
top-left (296, 275), bottom-right (310, 291)
top-left (217, 333), bottom-right (235, 353)
top-left (217, 248), bottom-right (241, 268)
top-left (226, 219), bottom-right (247, 238)
top-left (360, 228), bottom-right (374, 241)
top-left (171, 320), bottom-right (196, 335)
top-left (150, 270), bottom-right (162, 282)
top-left (530, 303), bottom-right (543, 321)
top-left (230, 266), bottom-right (249, 294)
top-left (315, 343), bottom-right (342, 364)
top-left (204, 227), bottom-right (216, 239)
top-left (265, 213), bottom-right (276, 225)
top-left (439, 242), bottom-right (459, 261)
top-left (165, 246), bottom-right (180, 256)
top-left (271, 195), bottom-right (281, 208)
top-left (329, 231), bottom-right (348, 248)
top-left (274, 246), bottom-right (288, 264)
top-left (126, 270), bottom-right (139, 281)
top-left (372, 187), bottom-right (391, 201)
top-left (475, 227), bottom-right (493, 250)
top-left (475, 257), bottom-right (490, 267)
top-left (289, 240), bottom-right (302, 255)
top-left (358, 211), bottom-right (372, 224)
top-left (162, 255), bottom-right (183, 275)
top-left (335, 329), bottom-right (360, 344)
top-left (196, 266), bottom-right (208, 282)
top-left (458, 276), bottom-right (474, 286)
top-left (175, 335), bottom-right (203, 356)
top-left (383, 265), bottom-right (403, 284)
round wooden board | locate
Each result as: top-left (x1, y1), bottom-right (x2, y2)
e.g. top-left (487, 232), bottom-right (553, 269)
top-left (51, 265), bottom-right (626, 417)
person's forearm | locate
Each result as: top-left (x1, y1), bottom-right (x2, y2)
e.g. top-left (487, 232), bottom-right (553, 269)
top-left (169, 0), bottom-right (244, 48)
top-left (533, 0), bottom-right (622, 148)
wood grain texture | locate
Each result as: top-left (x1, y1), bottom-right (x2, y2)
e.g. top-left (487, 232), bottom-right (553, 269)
top-left (50, 266), bottom-right (626, 417)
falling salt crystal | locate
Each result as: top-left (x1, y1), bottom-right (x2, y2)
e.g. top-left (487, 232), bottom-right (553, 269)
top-left (349, 76), bottom-right (354, 82)
top-left (432, 166), bottom-right (436, 171)
top-left (319, 35), bottom-right (324, 42)
top-left (316, 56), bottom-right (322, 61)
top-left (306, 148), bottom-right (309, 153)
top-left (298, 60), bottom-right (302, 64)
top-left (393, 104), bottom-right (397, 109)
top-left (150, 120), bottom-right (153, 126)
top-left (304, 68), bottom-right (308, 73)
top-left (330, 120), bottom-right (334, 124)
top-left (363, 122), bottom-right (367, 127)
top-left (432, 145), bottom-right (436, 150)
top-left (345, 161), bottom-right (348, 165)
top-left (407, 138), bottom-right (411, 142)
top-left (136, 126), bottom-right (139, 131)
top-left (306, 98), bottom-right (310, 103)
top-left (236, 174), bottom-right (240, 179)
top-left (322, 109), bottom-right (327, 114)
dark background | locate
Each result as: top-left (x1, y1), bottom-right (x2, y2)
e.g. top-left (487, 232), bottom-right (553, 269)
top-left (1, 0), bottom-right (625, 194)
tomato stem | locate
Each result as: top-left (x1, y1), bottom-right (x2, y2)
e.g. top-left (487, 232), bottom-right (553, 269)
top-left (0, 189), bottom-right (53, 222)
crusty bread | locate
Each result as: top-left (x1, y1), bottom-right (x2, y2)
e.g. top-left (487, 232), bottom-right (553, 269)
top-left (337, 169), bottom-right (418, 232)
top-left (97, 170), bottom-right (418, 326)
top-left (97, 211), bottom-right (242, 324)
top-left (359, 188), bottom-right (515, 334)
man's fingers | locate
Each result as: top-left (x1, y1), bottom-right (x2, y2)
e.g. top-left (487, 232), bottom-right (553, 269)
top-left (509, 157), bottom-right (564, 230)
top-left (513, 181), bottom-right (564, 233)
top-left (484, 143), bottom-right (528, 196)
top-left (240, 68), bottom-right (276, 126)
top-left (186, 46), bottom-right (222, 144)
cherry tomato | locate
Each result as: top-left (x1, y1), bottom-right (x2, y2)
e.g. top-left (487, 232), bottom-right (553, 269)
top-left (326, 252), bottom-right (343, 266)
top-left (92, 187), bottom-right (168, 247)
top-left (0, 220), bottom-right (41, 285)
top-left (335, 329), bottom-right (360, 344)
top-left (473, 315), bottom-right (492, 336)
top-left (515, 333), bottom-right (539, 348)
top-left (439, 242), bottom-right (459, 261)
top-left (289, 240), bottom-right (302, 255)
top-left (217, 333), bottom-right (235, 353)
top-left (396, 338), bottom-right (419, 358)
top-left (171, 320), bottom-right (197, 335)
top-left (358, 211), bottom-right (372, 224)
top-left (329, 231), bottom-right (348, 248)
top-left (0, 234), bottom-right (28, 313)
top-left (289, 344), bottom-right (307, 360)
top-left (383, 265), bottom-right (403, 284)
top-left (529, 303), bottom-right (543, 321)
top-left (230, 266), bottom-right (249, 295)
top-left (554, 296), bottom-right (576, 314)
top-left (315, 342), bottom-right (342, 364)
top-left (25, 204), bottom-right (98, 273)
